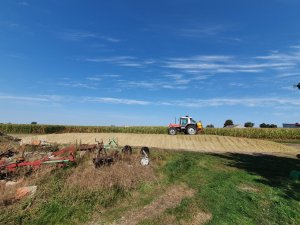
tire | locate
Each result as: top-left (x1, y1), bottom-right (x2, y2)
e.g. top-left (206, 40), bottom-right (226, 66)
top-left (122, 145), bottom-right (132, 155)
top-left (186, 125), bottom-right (197, 135)
top-left (168, 128), bottom-right (177, 135)
top-left (140, 147), bottom-right (150, 157)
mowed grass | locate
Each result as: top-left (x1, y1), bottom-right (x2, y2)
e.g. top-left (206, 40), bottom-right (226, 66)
top-left (1, 150), bottom-right (299, 225)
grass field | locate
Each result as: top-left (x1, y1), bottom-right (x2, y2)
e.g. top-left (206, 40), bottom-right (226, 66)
top-left (1, 124), bottom-right (300, 141)
top-left (1, 149), bottom-right (299, 225)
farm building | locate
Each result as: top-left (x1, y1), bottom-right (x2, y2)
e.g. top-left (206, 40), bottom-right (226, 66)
top-left (282, 123), bottom-right (300, 128)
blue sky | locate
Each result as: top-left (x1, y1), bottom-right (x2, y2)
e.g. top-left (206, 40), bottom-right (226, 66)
top-left (0, 0), bottom-right (300, 127)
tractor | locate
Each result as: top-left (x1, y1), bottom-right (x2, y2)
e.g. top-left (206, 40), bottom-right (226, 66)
top-left (168, 116), bottom-right (203, 135)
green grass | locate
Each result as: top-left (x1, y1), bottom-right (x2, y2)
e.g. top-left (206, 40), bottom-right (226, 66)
top-left (1, 150), bottom-right (299, 225)
top-left (165, 152), bottom-right (299, 224)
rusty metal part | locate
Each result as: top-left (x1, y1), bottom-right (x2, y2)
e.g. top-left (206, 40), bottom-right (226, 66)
top-left (0, 146), bottom-right (76, 180)
top-left (0, 149), bottom-right (16, 159)
top-left (78, 144), bottom-right (97, 151)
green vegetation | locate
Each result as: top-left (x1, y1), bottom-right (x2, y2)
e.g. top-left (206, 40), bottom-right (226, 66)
top-left (0, 124), bottom-right (167, 134)
top-left (2, 124), bottom-right (300, 141)
top-left (1, 150), bottom-right (299, 224)
top-left (204, 127), bottom-right (300, 140)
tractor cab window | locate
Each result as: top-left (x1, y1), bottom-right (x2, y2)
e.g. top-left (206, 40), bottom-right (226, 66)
top-left (180, 118), bottom-right (188, 126)
top-left (191, 119), bottom-right (196, 124)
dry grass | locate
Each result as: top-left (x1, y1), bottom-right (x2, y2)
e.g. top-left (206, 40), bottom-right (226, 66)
top-left (16, 133), bottom-right (299, 155)
top-left (67, 158), bottom-right (157, 190)
top-left (111, 184), bottom-right (195, 225)
top-left (0, 181), bottom-right (18, 206)
top-left (0, 165), bottom-right (57, 207)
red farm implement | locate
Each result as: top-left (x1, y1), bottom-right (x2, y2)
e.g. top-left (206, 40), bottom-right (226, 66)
top-left (0, 146), bottom-right (76, 179)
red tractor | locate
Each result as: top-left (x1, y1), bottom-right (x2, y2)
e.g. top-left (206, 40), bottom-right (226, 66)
top-left (168, 116), bottom-right (203, 135)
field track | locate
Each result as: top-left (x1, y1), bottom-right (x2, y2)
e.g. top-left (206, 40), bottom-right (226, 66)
top-left (16, 133), bottom-right (299, 156)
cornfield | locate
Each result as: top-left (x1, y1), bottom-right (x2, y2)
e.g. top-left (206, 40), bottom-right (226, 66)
top-left (0, 124), bottom-right (300, 140)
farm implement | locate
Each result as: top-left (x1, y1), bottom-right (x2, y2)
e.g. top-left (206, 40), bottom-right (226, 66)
top-left (0, 146), bottom-right (76, 180)
top-left (92, 137), bottom-right (126, 168)
top-left (77, 137), bottom-right (150, 168)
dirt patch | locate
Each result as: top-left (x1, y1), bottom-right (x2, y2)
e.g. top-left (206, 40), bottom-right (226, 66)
top-left (238, 184), bottom-right (260, 193)
top-left (15, 133), bottom-right (299, 156)
top-left (111, 184), bottom-right (195, 225)
top-left (188, 211), bottom-right (212, 225)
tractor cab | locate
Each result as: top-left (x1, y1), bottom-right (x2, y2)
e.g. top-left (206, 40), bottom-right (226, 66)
top-left (180, 116), bottom-right (196, 127)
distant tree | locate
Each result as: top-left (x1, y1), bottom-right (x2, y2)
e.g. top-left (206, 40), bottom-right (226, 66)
top-left (244, 122), bottom-right (254, 128)
top-left (269, 124), bottom-right (277, 128)
top-left (260, 123), bottom-right (267, 128)
top-left (224, 119), bottom-right (234, 128)
top-left (7, 122), bottom-right (12, 124)
top-left (31, 122), bottom-right (37, 125)
top-left (206, 124), bottom-right (214, 128)
top-left (260, 123), bottom-right (277, 128)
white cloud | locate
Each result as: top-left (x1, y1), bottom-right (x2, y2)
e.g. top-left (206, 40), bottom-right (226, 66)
top-left (0, 95), bottom-right (48, 102)
top-left (100, 36), bottom-right (120, 43)
top-left (84, 56), bottom-right (147, 68)
top-left (277, 72), bottom-right (300, 78)
top-left (18, 1), bottom-right (29, 6)
top-left (58, 81), bottom-right (97, 89)
top-left (163, 97), bottom-right (300, 107)
top-left (85, 97), bottom-right (150, 105)
top-left (57, 30), bottom-right (120, 43)
top-left (2, 94), bottom-right (300, 108)
top-left (179, 25), bottom-right (224, 38)
top-left (86, 77), bottom-right (102, 81)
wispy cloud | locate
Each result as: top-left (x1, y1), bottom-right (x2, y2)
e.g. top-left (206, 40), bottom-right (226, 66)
top-left (163, 50), bottom-right (298, 76)
top-left (57, 81), bottom-right (97, 89)
top-left (179, 25), bottom-right (224, 38)
top-left (0, 95), bottom-right (49, 102)
top-left (162, 97), bottom-right (300, 107)
top-left (57, 30), bottom-right (120, 42)
top-left (119, 80), bottom-right (188, 90)
top-left (18, 1), bottom-right (29, 6)
top-left (2, 94), bottom-right (300, 108)
top-left (83, 56), bottom-right (146, 68)
top-left (86, 74), bottom-right (120, 81)
top-left (276, 72), bottom-right (300, 78)
top-left (100, 36), bottom-right (121, 43)
top-left (84, 97), bottom-right (150, 105)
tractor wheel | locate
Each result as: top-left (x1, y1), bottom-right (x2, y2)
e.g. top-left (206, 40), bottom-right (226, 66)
top-left (186, 125), bottom-right (197, 135)
top-left (168, 127), bottom-right (177, 135)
